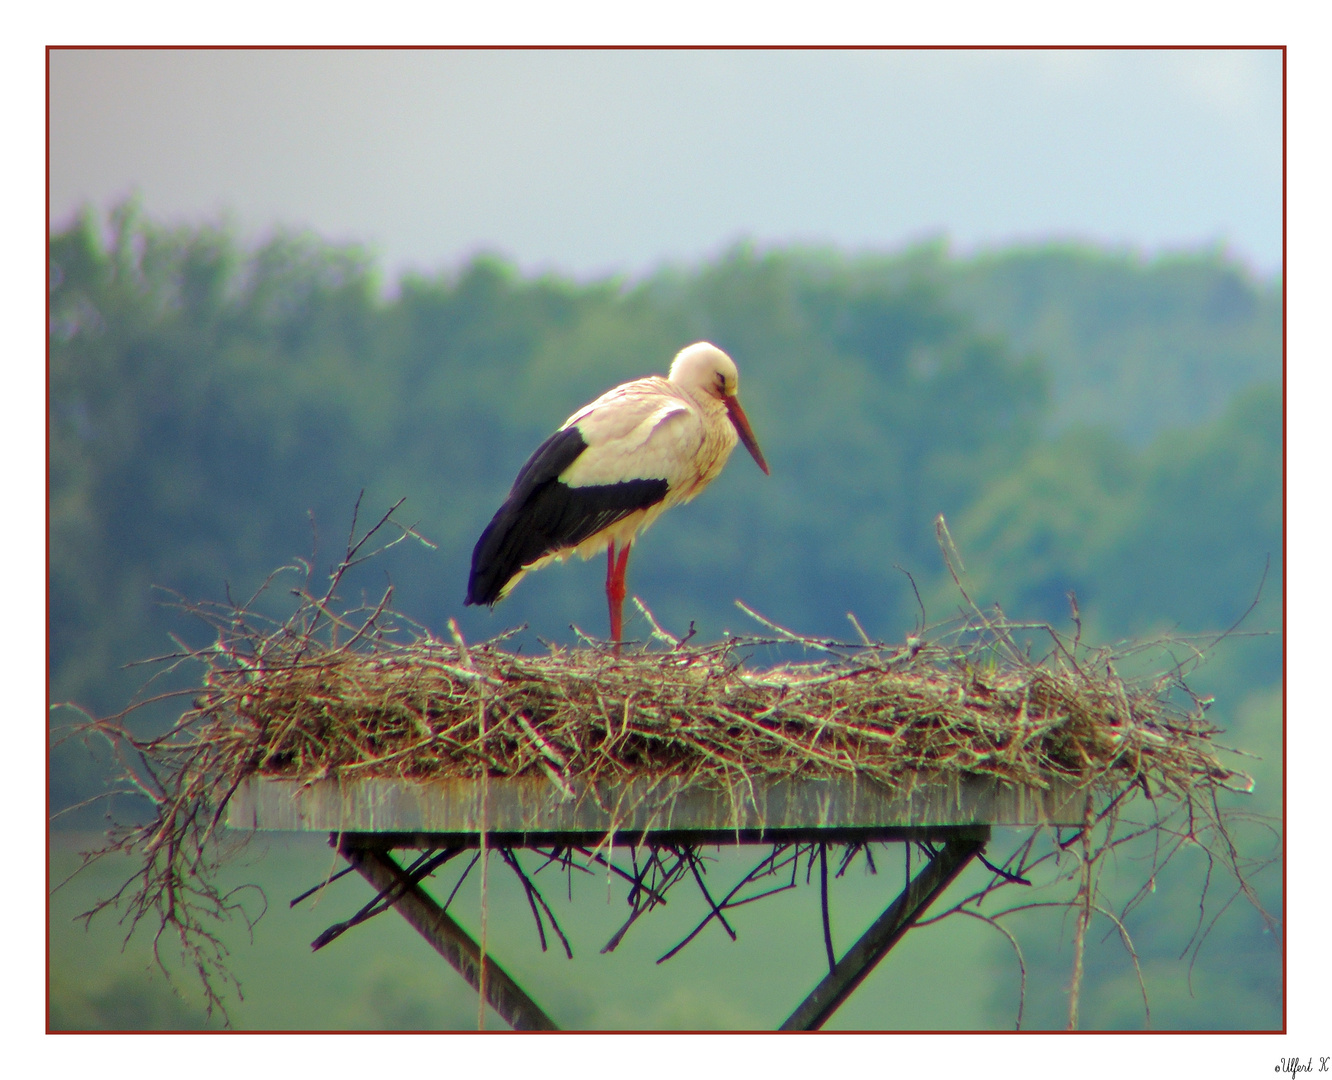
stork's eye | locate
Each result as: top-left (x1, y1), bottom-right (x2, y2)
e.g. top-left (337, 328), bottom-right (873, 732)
top-left (715, 372), bottom-right (727, 393)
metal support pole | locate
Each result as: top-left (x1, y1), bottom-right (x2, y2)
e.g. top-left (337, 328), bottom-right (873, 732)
top-left (779, 833), bottom-right (986, 1031)
top-left (341, 840), bottom-right (560, 1032)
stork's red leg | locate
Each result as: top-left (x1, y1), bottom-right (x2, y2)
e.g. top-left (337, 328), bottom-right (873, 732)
top-left (606, 541), bottom-right (620, 652)
top-left (606, 540), bottom-right (632, 655)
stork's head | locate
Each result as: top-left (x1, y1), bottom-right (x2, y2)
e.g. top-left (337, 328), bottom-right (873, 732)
top-left (670, 341), bottom-right (742, 399)
top-left (669, 342), bottom-right (770, 475)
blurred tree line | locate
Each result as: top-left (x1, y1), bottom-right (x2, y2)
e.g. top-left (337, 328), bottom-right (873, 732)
top-left (49, 202), bottom-right (1281, 809)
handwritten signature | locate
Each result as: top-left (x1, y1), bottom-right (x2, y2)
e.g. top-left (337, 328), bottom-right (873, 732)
top-left (1277, 1059), bottom-right (1330, 1075)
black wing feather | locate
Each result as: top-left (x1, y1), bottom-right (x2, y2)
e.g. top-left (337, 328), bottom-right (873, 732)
top-left (465, 425), bottom-right (669, 606)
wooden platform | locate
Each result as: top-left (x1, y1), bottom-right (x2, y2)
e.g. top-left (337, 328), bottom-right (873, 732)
top-left (229, 772), bottom-right (1086, 843)
top-left (229, 771), bottom-right (1088, 1031)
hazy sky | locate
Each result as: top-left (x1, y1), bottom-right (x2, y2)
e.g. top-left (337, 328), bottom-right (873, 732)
top-left (49, 48), bottom-right (1283, 281)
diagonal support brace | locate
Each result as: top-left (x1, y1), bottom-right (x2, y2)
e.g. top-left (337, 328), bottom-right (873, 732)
top-left (341, 839), bottom-right (560, 1031)
top-left (779, 833), bottom-right (987, 1031)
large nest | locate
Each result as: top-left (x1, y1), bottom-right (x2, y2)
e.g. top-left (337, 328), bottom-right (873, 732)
top-left (202, 603), bottom-right (1239, 801)
top-left (162, 509), bottom-right (1244, 802)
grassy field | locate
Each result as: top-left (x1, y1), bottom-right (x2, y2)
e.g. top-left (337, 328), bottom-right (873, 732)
top-left (51, 827), bottom-right (1028, 1031)
top-left (49, 811), bottom-right (1280, 1032)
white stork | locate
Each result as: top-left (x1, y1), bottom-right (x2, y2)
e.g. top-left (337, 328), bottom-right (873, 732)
top-left (465, 341), bottom-right (769, 651)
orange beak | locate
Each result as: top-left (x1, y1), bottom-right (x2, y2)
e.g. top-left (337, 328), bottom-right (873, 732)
top-left (724, 394), bottom-right (770, 476)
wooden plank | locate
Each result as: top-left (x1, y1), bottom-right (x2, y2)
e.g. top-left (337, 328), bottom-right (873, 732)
top-left (341, 840), bottom-right (559, 1032)
top-left (327, 824), bottom-right (992, 849)
top-left (779, 835), bottom-right (986, 1031)
top-left (229, 773), bottom-right (1085, 837)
